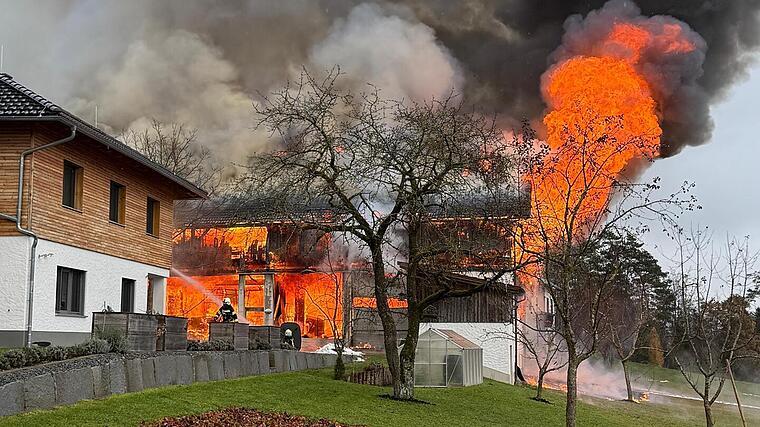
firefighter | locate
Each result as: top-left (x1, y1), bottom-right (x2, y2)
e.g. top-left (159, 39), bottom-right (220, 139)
top-left (215, 297), bottom-right (238, 322)
top-left (282, 328), bottom-right (295, 348)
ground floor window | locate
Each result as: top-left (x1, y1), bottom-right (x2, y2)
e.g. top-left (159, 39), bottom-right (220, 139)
top-left (121, 278), bottom-right (136, 312)
top-left (56, 267), bottom-right (85, 315)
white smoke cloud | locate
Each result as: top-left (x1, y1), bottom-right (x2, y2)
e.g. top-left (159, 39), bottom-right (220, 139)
top-left (76, 30), bottom-right (262, 164)
top-left (309, 3), bottom-right (463, 102)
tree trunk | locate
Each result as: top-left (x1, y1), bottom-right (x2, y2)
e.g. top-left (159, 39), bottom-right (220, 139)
top-left (703, 400), bottom-right (714, 427)
top-left (703, 380), bottom-right (714, 427)
top-left (566, 360), bottom-right (579, 427)
top-left (334, 345), bottom-right (346, 380)
top-left (622, 359), bottom-right (633, 401)
top-left (397, 303), bottom-right (422, 400)
top-left (371, 248), bottom-right (401, 396)
top-left (536, 371), bottom-right (545, 400)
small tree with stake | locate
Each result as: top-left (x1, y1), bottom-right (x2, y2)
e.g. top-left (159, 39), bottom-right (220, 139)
top-left (516, 309), bottom-right (567, 402)
top-left (666, 229), bottom-right (760, 427)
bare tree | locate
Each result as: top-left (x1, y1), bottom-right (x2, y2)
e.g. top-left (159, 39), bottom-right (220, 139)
top-left (301, 238), bottom-right (351, 380)
top-left (517, 306), bottom-right (568, 402)
top-left (667, 229), bottom-right (760, 427)
top-left (507, 116), bottom-right (695, 427)
top-left (124, 119), bottom-right (222, 194)
top-left (243, 69), bottom-right (527, 400)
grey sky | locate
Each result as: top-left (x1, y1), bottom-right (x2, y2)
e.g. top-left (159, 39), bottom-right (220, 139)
top-left (640, 59), bottom-right (760, 274)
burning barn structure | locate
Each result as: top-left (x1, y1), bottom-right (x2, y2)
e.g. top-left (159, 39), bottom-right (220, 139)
top-left (170, 193), bottom-right (531, 363)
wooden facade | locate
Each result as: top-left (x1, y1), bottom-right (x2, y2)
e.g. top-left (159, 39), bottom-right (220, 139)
top-left (0, 121), bottom-right (199, 268)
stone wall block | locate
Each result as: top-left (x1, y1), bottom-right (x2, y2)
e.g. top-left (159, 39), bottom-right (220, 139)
top-left (24, 373), bottom-right (56, 410)
top-left (208, 353), bottom-right (224, 381)
top-left (108, 359), bottom-right (127, 395)
top-left (54, 367), bottom-right (94, 406)
top-left (192, 354), bottom-right (210, 382)
top-left (141, 358), bottom-right (157, 389)
top-left (223, 353), bottom-right (241, 379)
top-left (176, 354), bottom-right (194, 385)
top-left (155, 355), bottom-right (178, 387)
top-left (0, 381), bottom-right (24, 416)
top-left (125, 359), bottom-right (144, 392)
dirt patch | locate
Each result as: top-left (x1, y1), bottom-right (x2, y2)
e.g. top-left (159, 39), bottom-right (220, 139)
top-left (143, 408), bottom-right (362, 426)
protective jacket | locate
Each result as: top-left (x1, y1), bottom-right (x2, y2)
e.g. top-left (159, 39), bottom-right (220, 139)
top-left (216, 303), bottom-right (238, 322)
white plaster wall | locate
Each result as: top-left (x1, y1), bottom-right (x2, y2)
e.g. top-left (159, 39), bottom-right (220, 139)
top-left (32, 239), bottom-right (169, 334)
top-left (0, 236), bottom-right (31, 331)
top-left (420, 322), bottom-right (515, 384)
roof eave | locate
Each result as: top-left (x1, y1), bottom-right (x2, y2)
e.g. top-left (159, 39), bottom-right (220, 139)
top-left (0, 115), bottom-right (208, 199)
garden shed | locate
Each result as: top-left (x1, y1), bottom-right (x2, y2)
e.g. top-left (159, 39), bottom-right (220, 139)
top-left (414, 328), bottom-right (483, 387)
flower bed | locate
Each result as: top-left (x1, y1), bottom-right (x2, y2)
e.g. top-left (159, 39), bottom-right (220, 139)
top-left (144, 408), bottom-right (361, 426)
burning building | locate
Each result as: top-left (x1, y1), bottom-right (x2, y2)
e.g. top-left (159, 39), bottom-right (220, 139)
top-left (170, 193), bottom-right (530, 363)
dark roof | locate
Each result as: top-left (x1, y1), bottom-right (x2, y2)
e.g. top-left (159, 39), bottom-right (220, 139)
top-left (174, 196), bottom-right (340, 228)
top-left (427, 190), bottom-right (531, 220)
top-left (0, 73), bottom-right (207, 199)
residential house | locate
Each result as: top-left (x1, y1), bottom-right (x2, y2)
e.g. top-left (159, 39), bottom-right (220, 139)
top-left (0, 73), bottom-right (206, 347)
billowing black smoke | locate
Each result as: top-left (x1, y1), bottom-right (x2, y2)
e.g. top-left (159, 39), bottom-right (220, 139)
top-left (0, 0), bottom-right (758, 159)
top-left (400, 0), bottom-right (760, 156)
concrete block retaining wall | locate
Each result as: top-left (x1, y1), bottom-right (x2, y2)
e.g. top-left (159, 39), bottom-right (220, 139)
top-left (0, 350), bottom-right (345, 417)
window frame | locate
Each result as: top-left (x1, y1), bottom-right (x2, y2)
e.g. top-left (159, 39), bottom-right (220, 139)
top-left (62, 160), bottom-right (83, 211)
top-left (146, 197), bottom-right (160, 237)
top-left (108, 180), bottom-right (126, 225)
top-left (55, 266), bottom-right (86, 316)
top-left (121, 278), bottom-right (136, 313)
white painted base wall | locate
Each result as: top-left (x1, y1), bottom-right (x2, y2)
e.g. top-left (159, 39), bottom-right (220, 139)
top-left (0, 236), bottom-right (168, 346)
top-left (0, 236), bottom-right (31, 331)
top-left (420, 322), bottom-right (516, 384)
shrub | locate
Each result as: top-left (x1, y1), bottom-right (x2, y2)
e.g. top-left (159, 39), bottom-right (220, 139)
top-left (66, 339), bottom-right (110, 358)
top-left (93, 327), bottom-right (128, 353)
top-left (208, 338), bottom-right (235, 351)
top-left (249, 337), bottom-right (272, 351)
top-left (21, 347), bottom-right (44, 366)
top-left (46, 346), bottom-right (67, 361)
top-left (187, 339), bottom-right (235, 351)
top-left (2, 349), bottom-right (26, 370)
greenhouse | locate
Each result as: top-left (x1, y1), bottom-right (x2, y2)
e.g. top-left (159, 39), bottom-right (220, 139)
top-left (414, 328), bottom-right (483, 387)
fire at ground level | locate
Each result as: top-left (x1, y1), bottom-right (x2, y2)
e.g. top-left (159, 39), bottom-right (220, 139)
top-left (167, 271), bottom-right (407, 342)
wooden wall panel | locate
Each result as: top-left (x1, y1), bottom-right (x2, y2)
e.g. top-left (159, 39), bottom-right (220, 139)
top-left (2, 121), bottom-right (195, 268)
top-left (0, 123), bottom-right (32, 236)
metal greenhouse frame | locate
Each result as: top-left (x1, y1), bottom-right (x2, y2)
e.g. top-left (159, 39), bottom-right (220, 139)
top-left (414, 328), bottom-right (483, 387)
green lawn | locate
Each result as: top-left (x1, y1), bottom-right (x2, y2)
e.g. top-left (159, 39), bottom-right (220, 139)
top-left (628, 362), bottom-right (760, 408)
top-left (1, 366), bottom-right (757, 427)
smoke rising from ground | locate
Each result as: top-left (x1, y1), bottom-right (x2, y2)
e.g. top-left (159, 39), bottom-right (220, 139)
top-left (0, 0), bottom-right (758, 163)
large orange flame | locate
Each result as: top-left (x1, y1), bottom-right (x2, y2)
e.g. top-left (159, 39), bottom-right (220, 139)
top-left (515, 20), bottom-right (696, 296)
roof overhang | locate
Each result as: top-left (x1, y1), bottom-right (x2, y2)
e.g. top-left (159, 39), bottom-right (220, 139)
top-left (0, 115), bottom-right (208, 199)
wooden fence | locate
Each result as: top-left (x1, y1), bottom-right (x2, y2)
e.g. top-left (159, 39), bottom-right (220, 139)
top-left (348, 364), bottom-right (393, 386)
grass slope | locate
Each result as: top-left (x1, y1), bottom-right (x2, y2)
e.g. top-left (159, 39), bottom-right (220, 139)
top-left (0, 367), bottom-right (756, 427)
top-left (629, 361), bottom-right (760, 408)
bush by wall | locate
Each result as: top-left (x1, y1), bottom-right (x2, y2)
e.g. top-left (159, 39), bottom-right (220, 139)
top-left (92, 326), bottom-right (128, 353)
top-left (0, 339), bottom-right (113, 372)
top-left (187, 339), bottom-right (235, 351)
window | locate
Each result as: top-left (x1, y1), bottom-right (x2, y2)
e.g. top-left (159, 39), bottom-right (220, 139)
top-left (121, 278), bottom-right (135, 312)
top-left (56, 267), bottom-right (85, 315)
top-left (109, 181), bottom-right (126, 224)
top-left (146, 197), bottom-right (160, 236)
top-left (62, 161), bottom-right (83, 210)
